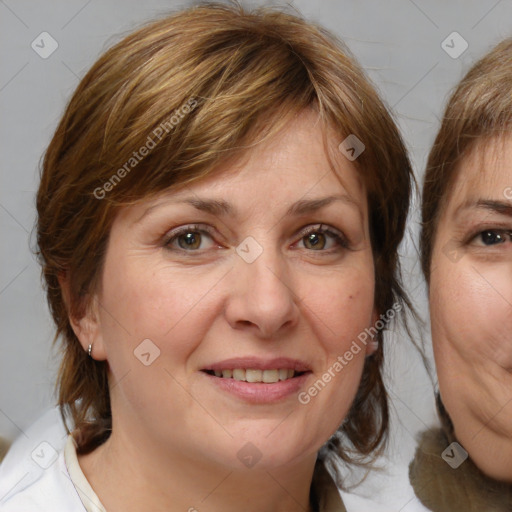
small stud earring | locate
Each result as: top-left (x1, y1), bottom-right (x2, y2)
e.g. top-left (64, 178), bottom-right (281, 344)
top-left (87, 344), bottom-right (93, 358)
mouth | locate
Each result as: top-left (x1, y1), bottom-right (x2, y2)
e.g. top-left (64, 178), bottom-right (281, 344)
top-left (199, 358), bottom-right (312, 402)
top-left (202, 368), bottom-right (307, 383)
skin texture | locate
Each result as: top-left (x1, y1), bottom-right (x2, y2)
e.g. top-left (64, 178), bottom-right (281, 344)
top-left (69, 110), bottom-right (378, 511)
top-left (430, 136), bottom-right (512, 482)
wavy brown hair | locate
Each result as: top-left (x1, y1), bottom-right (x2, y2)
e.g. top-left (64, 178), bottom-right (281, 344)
top-left (36, 2), bottom-right (413, 466)
top-left (421, 37), bottom-right (512, 280)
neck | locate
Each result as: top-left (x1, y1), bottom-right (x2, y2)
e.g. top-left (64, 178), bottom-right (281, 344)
top-left (78, 427), bottom-right (317, 512)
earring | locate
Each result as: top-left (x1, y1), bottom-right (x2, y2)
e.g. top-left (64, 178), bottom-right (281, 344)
top-left (87, 344), bottom-right (93, 358)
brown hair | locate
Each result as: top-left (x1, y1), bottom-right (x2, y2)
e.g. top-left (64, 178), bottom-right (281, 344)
top-left (421, 37), bottom-right (512, 279)
top-left (36, 2), bottom-right (413, 465)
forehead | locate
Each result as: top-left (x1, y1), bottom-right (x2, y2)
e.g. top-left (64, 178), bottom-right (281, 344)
top-left (157, 109), bottom-right (364, 200)
top-left (194, 116), bottom-right (363, 193)
top-left (117, 109), bottom-right (368, 226)
top-left (447, 135), bottom-right (512, 208)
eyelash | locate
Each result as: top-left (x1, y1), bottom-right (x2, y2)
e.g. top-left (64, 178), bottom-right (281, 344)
top-left (162, 224), bottom-right (217, 252)
top-left (468, 228), bottom-right (512, 247)
top-left (295, 224), bottom-right (350, 251)
top-left (162, 223), bottom-right (349, 253)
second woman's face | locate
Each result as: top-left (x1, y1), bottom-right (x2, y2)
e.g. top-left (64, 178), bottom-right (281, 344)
top-left (85, 110), bottom-right (378, 472)
top-left (430, 136), bottom-right (512, 481)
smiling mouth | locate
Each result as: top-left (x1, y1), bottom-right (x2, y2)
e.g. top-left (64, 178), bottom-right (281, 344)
top-left (202, 368), bottom-right (307, 383)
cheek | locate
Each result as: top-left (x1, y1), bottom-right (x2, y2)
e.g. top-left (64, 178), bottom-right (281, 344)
top-left (431, 262), bottom-right (512, 372)
top-left (301, 269), bottom-right (375, 360)
top-left (295, 271), bottom-right (374, 434)
top-left (98, 254), bottom-right (227, 364)
top-left (96, 255), bottom-right (228, 420)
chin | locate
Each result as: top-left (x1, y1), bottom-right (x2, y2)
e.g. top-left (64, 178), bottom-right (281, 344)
top-left (471, 444), bottom-right (512, 483)
top-left (455, 420), bottom-right (512, 483)
top-left (219, 431), bottom-right (319, 472)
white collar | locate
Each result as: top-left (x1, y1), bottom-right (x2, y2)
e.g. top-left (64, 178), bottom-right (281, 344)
top-left (64, 435), bottom-right (106, 512)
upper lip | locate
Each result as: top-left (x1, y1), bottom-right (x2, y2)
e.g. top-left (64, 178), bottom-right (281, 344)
top-left (202, 357), bottom-right (312, 372)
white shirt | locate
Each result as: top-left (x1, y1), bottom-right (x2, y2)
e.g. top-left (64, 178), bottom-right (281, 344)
top-left (0, 438), bottom-right (102, 511)
top-left (0, 408), bottom-right (105, 512)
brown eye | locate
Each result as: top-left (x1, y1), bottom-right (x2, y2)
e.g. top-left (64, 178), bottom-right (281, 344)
top-left (164, 225), bottom-right (217, 251)
top-left (479, 230), bottom-right (509, 246)
top-left (303, 232), bottom-right (327, 250)
top-left (296, 224), bottom-right (348, 252)
top-left (177, 231), bottom-right (202, 250)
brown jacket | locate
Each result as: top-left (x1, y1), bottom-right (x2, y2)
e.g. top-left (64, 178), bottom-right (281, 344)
top-left (311, 459), bottom-right (347, 512)
top-left (409, 396), bottom-right (512, 511)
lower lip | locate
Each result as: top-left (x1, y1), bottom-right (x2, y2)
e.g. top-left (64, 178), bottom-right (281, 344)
top-left (202, 372), bottom-right (310, 403)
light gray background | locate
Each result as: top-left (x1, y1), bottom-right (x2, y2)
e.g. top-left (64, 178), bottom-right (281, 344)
top-left (1, 0), bottom-right (511, 471)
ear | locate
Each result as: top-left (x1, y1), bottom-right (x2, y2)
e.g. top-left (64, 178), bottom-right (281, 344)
top-left (58, 272), bottom-right (107, 361)
top-left (365, 308), bottom-right (380, 356)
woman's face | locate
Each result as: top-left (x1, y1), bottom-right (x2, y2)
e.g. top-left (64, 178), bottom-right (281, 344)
top-left (430, 136), bottom-right (512, 481)
top-left (84, 110), bottom-right (377, 471)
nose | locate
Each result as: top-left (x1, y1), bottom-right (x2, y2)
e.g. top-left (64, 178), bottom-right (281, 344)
top-left (224, 246), bottom-right (300, 339)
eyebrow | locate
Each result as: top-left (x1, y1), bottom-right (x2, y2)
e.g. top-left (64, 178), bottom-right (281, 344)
top-left (455, 199), bottom-right (512, 218)
top-left (136, 194), bottom-right (361, 223)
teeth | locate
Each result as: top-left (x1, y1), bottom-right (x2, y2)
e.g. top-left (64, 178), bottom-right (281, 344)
top-left (263, 369), bottom-right (279, 383)
top-left (246, 369), bottom-right (262, 383)
top-left (233, 369), bottom-right (245, 381)
top-left (212, 368), bottom-right (297, 382)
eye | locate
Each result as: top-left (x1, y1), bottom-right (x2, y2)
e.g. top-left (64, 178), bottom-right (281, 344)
top-left (296, 224), bottom-right (348, 251)
top-left (473, 230), bottom-right (512, 246)
top-left (164, 225), bottom-right (217, 251)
